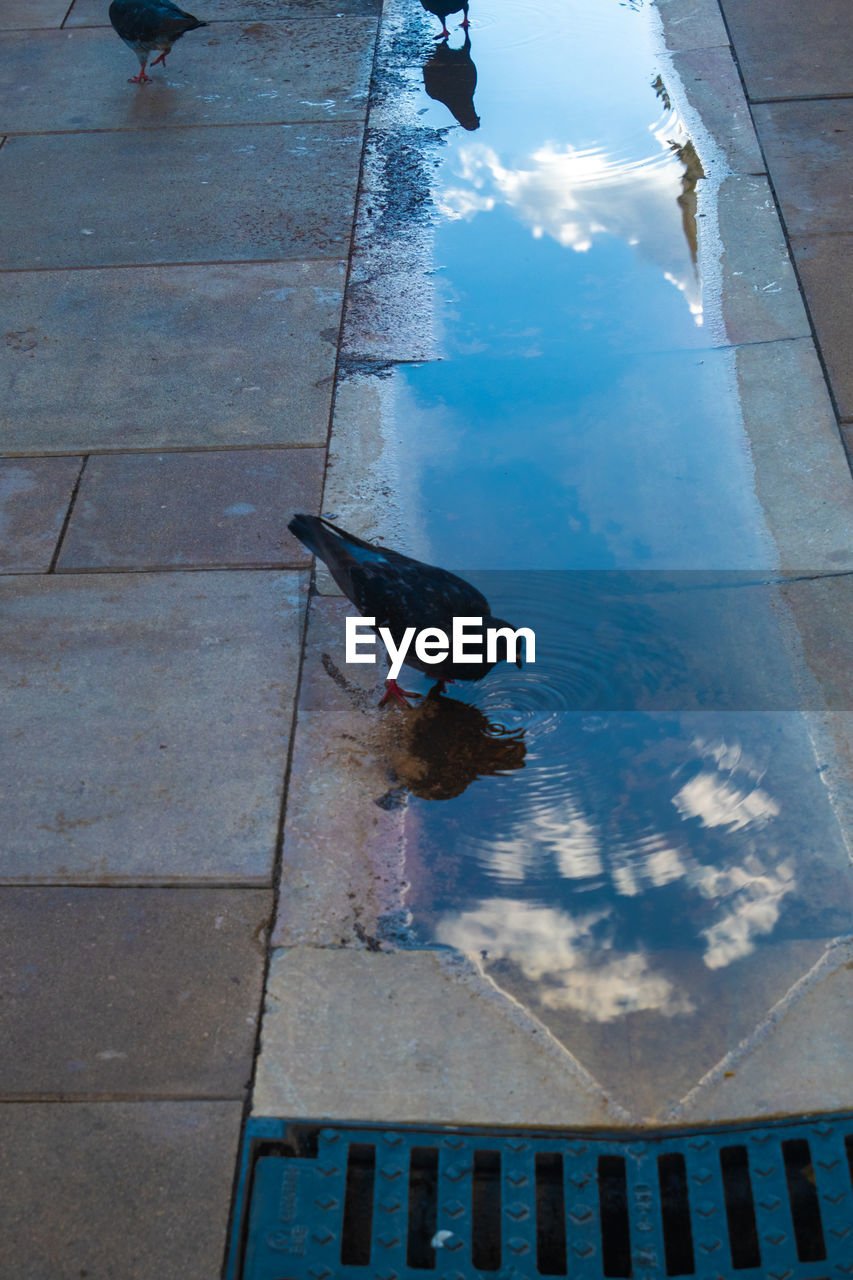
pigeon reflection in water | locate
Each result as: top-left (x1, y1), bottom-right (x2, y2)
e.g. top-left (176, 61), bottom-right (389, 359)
top-left (380, 687), bottom-right (526, 803)
top-left (423, 33), bottom-right (480, 131)
top-left (420, 0), bottom-right (470, 39)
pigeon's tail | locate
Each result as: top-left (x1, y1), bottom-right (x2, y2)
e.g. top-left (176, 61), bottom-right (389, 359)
top-left (288, 513), bottom-right (330, 562)
top-left (288, 514), bottom-right (388, 566)
top-left (289, 513), bottom-right (388, 601)
top-left (168, 15), bottom-right (207, 32)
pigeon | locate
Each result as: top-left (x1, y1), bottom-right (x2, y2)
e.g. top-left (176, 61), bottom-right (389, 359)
top-left (288, 514), bottom-right (524, 707)
top-left (420, 0), bottom-right (470, 40)
top-left (108, 0), bottom-right (207, 84)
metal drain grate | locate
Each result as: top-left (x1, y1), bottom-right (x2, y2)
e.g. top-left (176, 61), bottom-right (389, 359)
top-left (226, 1115), bottom-right (853, 1279)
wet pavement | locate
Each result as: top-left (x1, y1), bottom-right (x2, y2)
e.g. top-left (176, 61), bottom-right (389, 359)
top-left (1, 0), bottom-right (852, 1275)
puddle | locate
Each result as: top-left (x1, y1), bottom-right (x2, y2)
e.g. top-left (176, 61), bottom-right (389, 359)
top-left (325, 0), bottom-right (853, 1110)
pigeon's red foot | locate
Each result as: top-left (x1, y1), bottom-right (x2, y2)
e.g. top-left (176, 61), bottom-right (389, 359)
top-left (150, 51), bottom-right (167, 67)
top-left (129, 68), bottom-right (150, 83)
top-left (379, 679), bottom-right (421, 708)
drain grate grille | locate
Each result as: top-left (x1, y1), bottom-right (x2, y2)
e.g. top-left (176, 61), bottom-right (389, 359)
top-left (227, 1115), bottom-right (853, 1279)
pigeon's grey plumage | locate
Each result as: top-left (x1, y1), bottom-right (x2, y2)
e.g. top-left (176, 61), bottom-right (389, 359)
top-left (288, 514), bottom-right (522, 705)
top-left (109, 0), bottom-right (207, 83)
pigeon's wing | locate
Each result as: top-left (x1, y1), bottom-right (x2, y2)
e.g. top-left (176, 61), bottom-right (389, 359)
top-left (109, 0), bottom-right (201, 39)
top-left (356, 560), bottom-right (491, 633)
top-left (287, 512), bottom-right (491, 628)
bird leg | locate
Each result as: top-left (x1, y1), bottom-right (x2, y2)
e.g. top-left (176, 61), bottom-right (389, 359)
top-left (129, 62), bottom-right (151, 83)
top-left (150, 50), bottom-right (168, 67)
top-left (379, 679), bottom-right (422, 708)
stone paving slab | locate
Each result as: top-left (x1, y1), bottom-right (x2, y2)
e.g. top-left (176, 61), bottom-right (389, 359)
top-left (67, 0), bottom-right (381, 23)
top-left (668, 45), bottom-right (764, 175)
top-left (0, 1100), bottom-right (242, 1279)
top-left (735, 337), bottom-right (853, 569)
top-left (477, 938), bottom-right (833, 1124)
top-left (0, 21), bottom-right (376, 134)
top-left (0, 456), bottom-right (81, 572)
top-left (674, 938), bottom-right (853, 1123)
top-left (253, 947), bottom-right (625, 1125)
top-left (0, 570), bottom-right (305, 883)
top-left (788, 233), bottom-right (853, 422)
top-left (0, 886), bottom-right (270, 1097)
top-left (654, 0), bottom-right (730, 52)
top-left (717, 0), bottom-right (853, 101)
top-left (0, 122), bottom-right (363, 271)
top-left (751, 98), bottom-right (853, 238)
top-left (0, 262), bottom-right (343, 453)
top-left (716, 173), bottom-right (811, 346)
top-left (57, 448), bottom-right (323, 570)
top-left (0, 0), bottom-right (69, 28)
top-left (272, 595), bottom-right (408, 949)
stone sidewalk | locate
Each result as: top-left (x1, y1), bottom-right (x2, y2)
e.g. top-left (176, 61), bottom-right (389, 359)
top-left (1, 0), bottom-right (852, 1278)
top-left (0, 1), bottom-right (381, 1276)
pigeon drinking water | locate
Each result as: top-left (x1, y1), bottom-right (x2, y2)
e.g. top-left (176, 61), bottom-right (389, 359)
top-left (288, 514), bottom-right (525, 706)
top-left (109, 0), bottom-right (207, 84)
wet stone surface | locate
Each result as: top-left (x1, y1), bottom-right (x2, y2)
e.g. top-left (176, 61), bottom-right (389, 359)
top-left (0, 456), bottom-right (81, 572)
top-left (0, 571), bottom-right (304, 883)
top-left (0, 124), bottom-right (363, 270)
top-left (0, 262), bottom-right (344, 454)
top-left (0, 20), bottom-right (377, 134)
top-left (57, 448), bottom-right (324, 570)
top-left (716, 174), bottom-right (810, 346)
top-left (0, 887), bottom-right (270, 1096)
top-left (272, 595), bottom-right (408, 949)
top-left (67, 0), bottom-right (382, 23)
top-left (270, 0), bottom-right (853, 1135)
top-left (0, 1101), bottom-right (243, 1280)
top-left (254, 948), bottom-right (621, 1126)
top-left (674, 939), bottom-right (853, 1122)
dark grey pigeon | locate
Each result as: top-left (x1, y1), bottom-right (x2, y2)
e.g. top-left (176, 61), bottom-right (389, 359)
top-left (109, 0), bottom-right (207, 83)
top-left (288, 514), bottom-right (523, 706)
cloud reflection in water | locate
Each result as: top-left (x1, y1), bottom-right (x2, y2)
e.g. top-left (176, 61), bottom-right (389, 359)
top-left (436, 97), bottom-right (705, 324)
top-left (423, 727), bottom-right (805, 1021)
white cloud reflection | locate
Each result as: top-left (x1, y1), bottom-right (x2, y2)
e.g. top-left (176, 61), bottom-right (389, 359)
top-left (435, 898), bottom-right (694, 1022)
top-left (694, 858), bottom-right (796, 969)
top-left (673, 735), bottom-right (781, 831)
top-left (437, 102), bottom-right (704, 322)
top-left (431, 731), bottom-right (799, 1021)
top-left (672, 771), bottom-right (780, 831)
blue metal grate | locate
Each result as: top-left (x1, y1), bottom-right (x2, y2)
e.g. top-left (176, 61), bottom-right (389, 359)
top-left (225, 1114), bottom-right (853, 1279)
